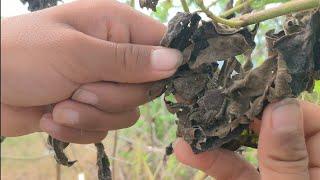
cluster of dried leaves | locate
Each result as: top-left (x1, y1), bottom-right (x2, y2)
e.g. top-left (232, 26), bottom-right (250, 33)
top-left (151, 10), bottom-right (320, 154)
top-left (20, 0), bottom-right (62, 11)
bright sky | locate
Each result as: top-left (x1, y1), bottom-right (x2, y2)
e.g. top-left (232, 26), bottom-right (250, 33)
top-left (1, 0), bottom-right (75, 17)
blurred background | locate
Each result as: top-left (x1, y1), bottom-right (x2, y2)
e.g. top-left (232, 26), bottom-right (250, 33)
top-left (1, 0), bottom-right (320, 179)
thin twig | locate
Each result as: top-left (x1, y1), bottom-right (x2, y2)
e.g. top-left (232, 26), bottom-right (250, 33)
top-left (208, 0), bottom-right (220, 8)
top-left (196, 0), bottom-right (319, 27)
top-left (180, 0), bottom-right (189, 12)
top-left (220, 0), bottom-right (254, 18)
top-left (112, 131), bottom-right (119, 180)
top-left (130, 0), bottom-right (135, 8)
top-left (56, 163), bottom-right (61, 180)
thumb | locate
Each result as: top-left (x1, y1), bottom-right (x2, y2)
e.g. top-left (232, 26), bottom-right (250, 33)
top-left (72, 34), bottom-right (183, 83)
top-left (258, 98), bottom-right (309, 180)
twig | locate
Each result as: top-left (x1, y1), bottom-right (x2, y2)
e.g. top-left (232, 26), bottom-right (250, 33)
top-left (235, 0), bottom-right (320, 26)
top-left (130, 0), bottom-right (135, 8)
top-left (220, 0), bottom-right (254, 18)
top-left (207, 0), bottom-right (220, 8)
top-left (1, 153), bottom-right (52, 160)
top-left (196, 0), bottom-right (320, 27)
top-left (180, 0), bottom-right (189, 12)
top-left (112, 131), bottom-right (119, 180)
top-left (56, 163), bottom-right (61, 180)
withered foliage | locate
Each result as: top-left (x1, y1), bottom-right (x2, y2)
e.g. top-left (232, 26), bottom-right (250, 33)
top-left (20, 0), bottom-right (61, 11)
top-left (95, 143), bottom-right (112, 180)
top-left (139, 0), bottom-right (159, 11)
top-left (156, 10), bottom-right (320, 153)
top-left (47, 136), bottom-right (76, 167)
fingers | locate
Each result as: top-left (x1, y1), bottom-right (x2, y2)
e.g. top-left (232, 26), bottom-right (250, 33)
top-left (54, 0), bottom-right (166, 44)
top-left (40, 113), bottom-right (107, 144)
top-left (71, 82), bottom-right (161, 112)
top-left (1, 103), bottom-right (45, 136)
top-left (173, 138), bottom-right (259, 180)
top-left (258, 99), bottom-right (309, 180)
top-left (306, 131), bottom-right (320, 171)
top-left (52, 100), bottom-right (140, 131)
top-left (300, 101), bottom-right (320, 137)
top-left (71, 35), bottom-right (182, 83)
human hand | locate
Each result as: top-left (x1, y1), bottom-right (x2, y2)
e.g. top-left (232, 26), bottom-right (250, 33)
top-left (1, 0), bottom-right (182, 143)
top-left (173, 99), bottom-right (320, 180)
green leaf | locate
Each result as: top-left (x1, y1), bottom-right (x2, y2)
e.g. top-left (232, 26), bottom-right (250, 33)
top-left (151, 0), bottom-right (173, 23)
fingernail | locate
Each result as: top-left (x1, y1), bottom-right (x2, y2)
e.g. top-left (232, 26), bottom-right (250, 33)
top-left (272, 99), bottom-right (301, 130)
top-left (72, 89), bottom-right (98, 105)
top-left (57, 109), bottom-right (79, 125)
top-left (151, 48), bottom-right (183, 71)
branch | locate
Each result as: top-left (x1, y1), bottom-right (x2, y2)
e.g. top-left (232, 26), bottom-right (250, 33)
top-left (196, 0), bottom-right (241, 27)
top-left (235, 0), bottom-right (320, 27)
top-left (180, 0), bottom-right (189, 12)
top-left (220, 0), bottom-right (254, 18)
top-left (196, 0), bottom-right (320, 28)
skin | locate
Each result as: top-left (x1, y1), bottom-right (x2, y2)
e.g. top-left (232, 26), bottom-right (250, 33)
top-left (173, 100), bottom-right (320, 180)
top-left (1, 0), bottom-right (319, 179)
top-left (1, 0), bottom-right (183, 143)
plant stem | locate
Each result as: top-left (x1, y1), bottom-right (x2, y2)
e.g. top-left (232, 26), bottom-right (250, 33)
top-left (196, 0), bottom-right (320, 28)
top-left (208, 0), bottom-right (221, 8)
top-left (236, 0), bottom-right (320, 27)
top-left (180, 0), bottom-right (190, 12)
top-left (220, 0), bottom-right (254, 18)
top-left (130, 0), bottom-right (135, 8)
top-left (112, 131), bottom-right (118, 180)
top-left (196, 0), bottom-right (242, 26)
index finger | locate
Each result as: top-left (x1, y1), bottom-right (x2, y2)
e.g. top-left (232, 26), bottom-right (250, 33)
top-left (51, 0), bottom-right (166, 45)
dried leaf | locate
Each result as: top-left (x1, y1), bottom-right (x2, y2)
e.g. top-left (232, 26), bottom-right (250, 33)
top-left (139, 0), bottom-right (159, 11)
top-left (47, 136), bottom-right (76, 167)
top-left (161, 12), bottom-right (201, 51)
top-left (153, 10), bottom-right (320, 154)
top-left (20, 0), bottom-right (61, 11)
top-left (95, 143), bottom-right (112, 180)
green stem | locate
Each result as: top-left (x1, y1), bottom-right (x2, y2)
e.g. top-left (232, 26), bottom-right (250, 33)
top-left (208, 0), bottom-right (220, 8)
top-left (196, 0), bottom-right (319, 28)
top-left (236, 0), bottom-right (320, 27)
top-left (220, 0), bottom-right (254, 18)
top-left (196, 0), bottom-right (242, 26)
top-left (180, 0), bottom-right (190, 12)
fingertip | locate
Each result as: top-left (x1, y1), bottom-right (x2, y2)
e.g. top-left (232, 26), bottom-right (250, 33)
top-left (150, 48), bottom-right (183, 71)
top-left (173, 138), bottom-right (218, 170)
